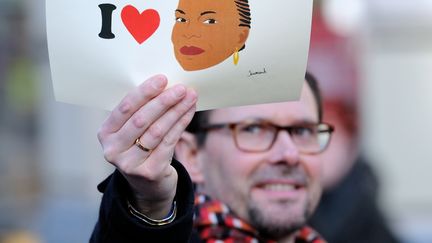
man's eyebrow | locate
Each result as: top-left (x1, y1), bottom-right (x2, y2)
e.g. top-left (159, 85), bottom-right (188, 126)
top-left (200, 11), bottom-right (216, 16)
top-left (292, 119), bottom-right (320, 125)
top-left (175, 9), bottom-right (185, 14)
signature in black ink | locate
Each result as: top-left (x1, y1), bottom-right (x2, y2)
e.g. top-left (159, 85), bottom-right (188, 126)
top-left (248, 68), bottom-right (267, 77)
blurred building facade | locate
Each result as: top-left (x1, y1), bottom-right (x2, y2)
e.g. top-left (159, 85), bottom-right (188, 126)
top-left (0, 0), bottom-right (41, 241)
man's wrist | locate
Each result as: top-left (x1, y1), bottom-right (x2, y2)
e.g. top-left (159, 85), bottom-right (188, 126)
top-left (127, 200), bottom-right (177, 226)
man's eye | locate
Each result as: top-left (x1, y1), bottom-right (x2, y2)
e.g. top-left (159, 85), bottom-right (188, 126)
top-left (291, 126), bottom-right (315, 137)
top-left (175, 17), bottom-right (187, 23)
top-left (203, 19), bottom-right (217, 24)
top-left (241, 124), bottom-right (265, 134)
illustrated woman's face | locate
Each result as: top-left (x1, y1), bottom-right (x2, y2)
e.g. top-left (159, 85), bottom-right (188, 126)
top-left (172, 0), bottom-right (250, 71)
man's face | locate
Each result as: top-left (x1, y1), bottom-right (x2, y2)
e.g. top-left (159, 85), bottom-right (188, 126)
top-left (196, 83), bottom-right (322, 237)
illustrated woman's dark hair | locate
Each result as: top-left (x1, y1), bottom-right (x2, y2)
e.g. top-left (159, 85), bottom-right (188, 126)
top-left (235, 0), bottom-right (251, 28)
top-left (234, 0), bottom-right (251, 51)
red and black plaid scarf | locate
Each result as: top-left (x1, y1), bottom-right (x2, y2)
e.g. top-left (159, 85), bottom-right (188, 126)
top-left (194, 194), bottom-right (326, 243)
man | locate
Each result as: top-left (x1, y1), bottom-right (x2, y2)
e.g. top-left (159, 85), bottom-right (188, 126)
top-left (91, 72), bottom-right (333, 242)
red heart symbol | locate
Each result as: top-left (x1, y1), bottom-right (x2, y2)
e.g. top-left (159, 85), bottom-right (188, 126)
top-left (121, 5), bottom-right (160, 44)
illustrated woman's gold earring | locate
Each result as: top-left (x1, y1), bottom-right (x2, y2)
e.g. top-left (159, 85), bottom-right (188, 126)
top-left (233, 48), bottom-right (239, 65)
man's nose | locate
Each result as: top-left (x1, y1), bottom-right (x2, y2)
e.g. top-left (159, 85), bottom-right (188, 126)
top-left (268, 130), bottom-right (300, 166)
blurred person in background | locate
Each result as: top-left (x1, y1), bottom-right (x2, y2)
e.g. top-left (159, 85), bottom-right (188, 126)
top-left (308, 96), bottom-right (400, 243)
top-left (306, 4), bottom-right (400, 243)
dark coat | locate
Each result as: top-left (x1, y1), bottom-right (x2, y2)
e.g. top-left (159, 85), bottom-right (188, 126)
top-left (90, 159), bottom-right (200, 243)
top-left (308, 157), bottom-right (401, 243)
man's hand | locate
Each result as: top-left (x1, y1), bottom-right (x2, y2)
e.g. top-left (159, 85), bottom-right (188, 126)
top-left (97, 74), bottom-right (197, 219)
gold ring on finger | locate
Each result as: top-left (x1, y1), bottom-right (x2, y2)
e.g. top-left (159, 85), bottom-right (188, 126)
top-left (135, 138), bottom-right (152, 153)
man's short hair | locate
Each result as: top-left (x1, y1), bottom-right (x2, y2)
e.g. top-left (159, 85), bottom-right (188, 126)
top-left (186, 72), bottom-right (323, 147)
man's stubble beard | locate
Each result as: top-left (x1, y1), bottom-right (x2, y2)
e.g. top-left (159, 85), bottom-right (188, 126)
top-left (247, 199), bottom-right (312, 239)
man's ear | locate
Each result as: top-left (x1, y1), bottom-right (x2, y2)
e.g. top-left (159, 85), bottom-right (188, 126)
top-left (175, 131), bottom-right (204, 183)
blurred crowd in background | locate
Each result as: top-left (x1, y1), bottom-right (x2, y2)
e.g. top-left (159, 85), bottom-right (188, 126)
top-left (1, 0), bottom-right (432, 242)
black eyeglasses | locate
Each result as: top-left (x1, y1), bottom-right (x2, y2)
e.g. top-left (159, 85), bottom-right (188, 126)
top-left (197, 120), bottom-right (334, 154)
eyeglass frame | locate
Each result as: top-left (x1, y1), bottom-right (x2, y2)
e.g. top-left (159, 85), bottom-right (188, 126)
top-left (195, 120), bottom-right (335, 154)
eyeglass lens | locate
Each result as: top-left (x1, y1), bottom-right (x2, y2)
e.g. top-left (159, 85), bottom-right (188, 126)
top-left (233, 122), bottom-right (331, 153)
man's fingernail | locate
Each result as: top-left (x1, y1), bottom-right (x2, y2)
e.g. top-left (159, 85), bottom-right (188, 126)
top-left (152, 76), bottom-right (166, 89)
top-left (186, 89), bottom-right (198, 104)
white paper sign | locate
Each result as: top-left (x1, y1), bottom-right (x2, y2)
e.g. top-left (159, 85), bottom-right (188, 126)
top-left (46, 0), bottom-right (312, 111)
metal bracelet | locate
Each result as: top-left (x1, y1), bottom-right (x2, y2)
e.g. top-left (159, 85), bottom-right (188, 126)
top-left (127, 200), bottom-right (177, 226)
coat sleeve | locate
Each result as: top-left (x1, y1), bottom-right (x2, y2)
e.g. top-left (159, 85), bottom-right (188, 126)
top-left (89, 159), bottom-right (195, 243)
